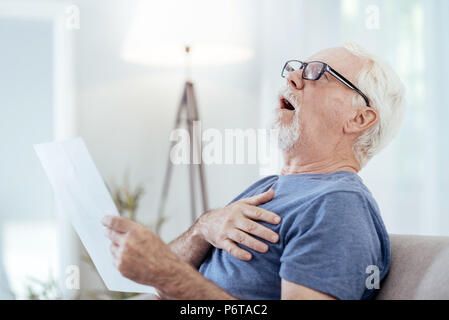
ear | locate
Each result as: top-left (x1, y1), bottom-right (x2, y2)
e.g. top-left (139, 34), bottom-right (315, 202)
top-left (344, 108), bottom-right (378, 135)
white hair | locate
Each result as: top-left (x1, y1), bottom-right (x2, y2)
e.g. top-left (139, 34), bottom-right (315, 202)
top-left (344, 42), bottom-right (406, 168)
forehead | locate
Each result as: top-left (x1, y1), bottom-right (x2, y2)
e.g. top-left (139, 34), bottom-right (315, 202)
top-left (306, 47), bottom-right (365, 83)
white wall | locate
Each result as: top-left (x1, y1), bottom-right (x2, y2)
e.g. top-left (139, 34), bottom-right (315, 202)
top-left (73, 0), bottom-right (263, 242)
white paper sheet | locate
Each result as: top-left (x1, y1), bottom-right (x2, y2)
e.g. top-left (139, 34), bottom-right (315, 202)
top-left (34, 137), bottom-right (156, 294)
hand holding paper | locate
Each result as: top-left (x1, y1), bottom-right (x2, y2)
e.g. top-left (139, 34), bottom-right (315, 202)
top-left (34, 138), bottom-right (156, 294)
top-left (101, 215), bottom-right (180, 289)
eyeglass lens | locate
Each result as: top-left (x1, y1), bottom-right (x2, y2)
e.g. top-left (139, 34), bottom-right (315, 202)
top-left (283, 61), bottom-right (303, 78)
top-left (303, 62), bottom-right (325, 80)
top-left (283, 61), bottom-right (325, 81)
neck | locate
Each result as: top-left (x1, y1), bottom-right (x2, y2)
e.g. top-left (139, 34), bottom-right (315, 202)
top-left (281, 150), bottom-right (360, 176)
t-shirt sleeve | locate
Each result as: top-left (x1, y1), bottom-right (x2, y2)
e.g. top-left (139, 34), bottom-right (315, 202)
top-left (279, 191), bottom-right (382, 300)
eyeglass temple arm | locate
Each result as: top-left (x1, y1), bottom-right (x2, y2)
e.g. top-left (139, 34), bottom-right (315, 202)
top-left (327, 67), bottom-right (371, 107)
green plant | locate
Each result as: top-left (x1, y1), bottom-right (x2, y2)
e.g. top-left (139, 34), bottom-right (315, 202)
top-left (24, 273), bottom-right (62, 300)
top-left (108, 174), bottom-right (168, 233)
top-left (110, 177), bottom-right (144, 222)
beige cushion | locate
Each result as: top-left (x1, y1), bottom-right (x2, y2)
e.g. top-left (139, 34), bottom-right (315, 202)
top-left (376, 234), bottom-right (449, 300)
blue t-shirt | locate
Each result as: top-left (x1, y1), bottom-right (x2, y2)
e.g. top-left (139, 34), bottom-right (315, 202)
top-left (199, 171), bottom-right (390, 300)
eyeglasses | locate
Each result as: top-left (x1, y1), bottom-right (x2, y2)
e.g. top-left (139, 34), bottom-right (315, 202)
top-left (281, 60), bottom-right (371, 107)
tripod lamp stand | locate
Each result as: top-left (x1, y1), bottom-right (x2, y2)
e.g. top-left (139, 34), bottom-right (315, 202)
top-left (156, 49), bottom-right (209, 232)
top-left (121, 0), bottom-right (253, 232)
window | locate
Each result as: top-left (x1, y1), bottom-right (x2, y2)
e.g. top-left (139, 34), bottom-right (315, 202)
top-left (0, 17), bottom-right (57, 299)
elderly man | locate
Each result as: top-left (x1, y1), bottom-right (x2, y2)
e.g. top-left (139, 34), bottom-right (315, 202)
top-left (102, 42), bottom-right (405, 300)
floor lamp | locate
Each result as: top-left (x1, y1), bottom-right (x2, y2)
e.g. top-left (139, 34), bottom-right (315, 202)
top-left (120, 0), bottom-right (254, 233)
top-left (156, 48), bottom-right (209, 232)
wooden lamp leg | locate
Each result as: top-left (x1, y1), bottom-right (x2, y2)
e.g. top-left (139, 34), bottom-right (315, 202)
top-left (155, 81), bottom-right (209, 234)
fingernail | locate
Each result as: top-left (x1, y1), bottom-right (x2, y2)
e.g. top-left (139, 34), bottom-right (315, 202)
top-left (272, 235), bottom-right (278, 242)
top-left (274, 216), bottom-right (281, 223)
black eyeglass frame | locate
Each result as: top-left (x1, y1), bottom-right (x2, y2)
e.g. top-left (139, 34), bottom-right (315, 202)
top-left (281, 60), bottom-right (371, 107)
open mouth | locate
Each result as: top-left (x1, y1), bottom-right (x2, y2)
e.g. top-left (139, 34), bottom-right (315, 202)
top-left (280, 96), bottom-right (296, 111)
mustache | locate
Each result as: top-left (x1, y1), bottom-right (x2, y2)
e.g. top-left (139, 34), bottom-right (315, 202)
top-left (278, 87), bottom-right (301, 110)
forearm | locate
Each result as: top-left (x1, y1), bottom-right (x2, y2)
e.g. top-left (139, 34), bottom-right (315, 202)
top-left (157, 258), bottom-right (236, 300)
top-left (168, 216), bottom-right (211, 269)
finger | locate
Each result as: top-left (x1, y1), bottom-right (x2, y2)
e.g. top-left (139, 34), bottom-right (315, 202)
top-left (155, 289), bottom-right (171, 300)
top-left (222, 239), bottom-right (252, 261)
top-left (109, 243), bottom-right (120, 259)
top-left (104, 228), bottom-right (125, 245)
top-left (102, 215), bottom-right (132, 232)
top-left (235, 219), bottom-right (279, 243)
top-left (155, 289), bottom-right (164, 300)
top-left (242, 205), bottom-right (281, 224)
top-left (241, 189), bottom-right (275, 206)
top-left (154, 293), bottom-right (173, 300)
top-left (228, 229), bottom-right (269, 253)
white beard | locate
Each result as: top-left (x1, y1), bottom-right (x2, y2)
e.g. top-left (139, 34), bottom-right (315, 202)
top-left (271, 88), bottom-right (301, 151)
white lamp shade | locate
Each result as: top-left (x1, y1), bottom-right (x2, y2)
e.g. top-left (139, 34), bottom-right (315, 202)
top-left (121, 0), bottom-right (254, 67)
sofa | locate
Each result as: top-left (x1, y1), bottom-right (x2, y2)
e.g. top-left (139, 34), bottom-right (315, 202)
top-left (376, 234), bottom-right (449, 300)
top-left (132, 234), bottom-right (449, 300)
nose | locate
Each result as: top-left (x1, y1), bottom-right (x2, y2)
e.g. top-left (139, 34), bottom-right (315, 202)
top-left (285, 70), bottom-right (304, 90)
